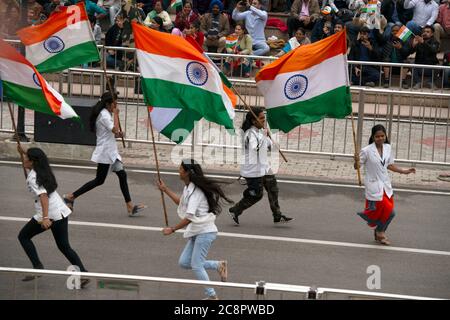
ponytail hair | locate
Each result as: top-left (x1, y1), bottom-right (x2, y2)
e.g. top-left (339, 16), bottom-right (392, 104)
top-left (369, 124), bottom-right (390, 144)
top-left (26, 148), bottom-right (57, 195)
top-left (89, 91), bottom-right (117, 133)
top-left (181, 159), bottom-right (233, 215)
top-left (241, 107), bottom-right (265, 132)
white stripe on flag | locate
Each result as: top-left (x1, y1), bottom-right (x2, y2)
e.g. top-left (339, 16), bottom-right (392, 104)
top-left (150, 107), bottom-right (182, 132)
top-left (0, 57), bottom-right (40, 89)
top-left (257, 54), bottom-right (348, 109)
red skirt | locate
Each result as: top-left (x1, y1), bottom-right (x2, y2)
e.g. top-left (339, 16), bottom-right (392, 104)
top-left (358, 192), bottom-right (394, 228)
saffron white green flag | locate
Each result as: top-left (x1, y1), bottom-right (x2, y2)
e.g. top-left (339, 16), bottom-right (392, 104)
top-left (170, 0), bottom-right (183, 10)
top-left (132, 22), bottom-right (236, 143)
top-left (0, 38), bottom-right (79, 120)
top-left (17, 2), bottom-right (100, 73)
top-left (396, 25), bottom-right (413, 42)
top-left (256, 31), bottom-right (352, 133)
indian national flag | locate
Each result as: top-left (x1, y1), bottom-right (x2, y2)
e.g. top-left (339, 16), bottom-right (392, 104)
top-left (256, 30), bottom-right (351, 133)
top-left (361, 0), bottom-right (378, 13)
top-left (226, 35), bottom-right (238, 49)
top-left (132, 22), bottom-right (236, 141)
top-left (16, 2), bottom-right (100, 73)
top-left (396, 25), bottom-right (413, 42)
top-left (0, 38), bottom-right (79, 119)
top-left (170, 0), bottom-right (183, 10)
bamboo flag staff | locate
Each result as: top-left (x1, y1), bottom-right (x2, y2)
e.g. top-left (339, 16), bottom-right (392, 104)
top-left (351, 112), bottom-right (363, 186)
top-left (102, 64), bottom-right (126, 148)
top-left (147, 108), bottom-right (169, 227)
top-left (231, 88), bottom-right (288, 163)
top-left (7, 103), bottom-right (27, 178)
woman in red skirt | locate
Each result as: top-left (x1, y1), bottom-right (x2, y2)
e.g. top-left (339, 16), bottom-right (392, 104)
top-left (355, 124), bottom-right (416, 245)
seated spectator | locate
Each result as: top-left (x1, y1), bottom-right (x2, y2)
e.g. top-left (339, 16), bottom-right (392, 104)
top-left (1, 1), bottom-right (20, 38)
top-left (200, 0), bottom-right (230, 53)
top-left (224, 24), bottom-right (253, 77)
top-left (381, 0), bottom-right (413, 41)
top-left (348, 26), bottom-right (381, 87)
top-left (105, 15), bottom-right (125, 71)
top-left (311, 5), bottom-right (335, 43)
top-left (144, 1), bottom-right (173, 31)
top-left (288, 0), bottom-right (320, 37)
top-left (434, 0), bottom-right (450, 43)
top-left (404, 0), bottom-right (439, 40)
top-left (89, 14), bottom-right (103, 44)
top-left (410, 25), bottom-right (440, 89)
top-left (150, 16), bottom-right (167, 32)
top-left (97, 0), bottom-right (121, 26)
top-left (68, 1), bottom-right (107, 20)
top-left (381, 24), bottom-right (412, 87)
top-left (334, 20), bottom-right (344, 33)
top-left (232, 0), bottom-right (270, 56)
top-left (173, 1), bottom-right (199, 33)
top-left (184, 20), bottom-right (205, 48)
top-left (193, 0), bottom-right (213, 15)
top-left (28, 1), bottom-right (47, 25)
top-left (275, 27), bottom-right (311, 57)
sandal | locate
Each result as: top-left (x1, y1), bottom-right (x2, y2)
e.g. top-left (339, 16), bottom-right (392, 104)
top-left (63, 195), bottom-right (74, 210)
top-left (128, 204), bottom-right (147, 217)
top-left (375, 232), bottom-right (391, 246)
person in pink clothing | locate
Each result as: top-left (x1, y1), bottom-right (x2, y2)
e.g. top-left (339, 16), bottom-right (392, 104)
top-left (434, 0), bottom-right (450, 42)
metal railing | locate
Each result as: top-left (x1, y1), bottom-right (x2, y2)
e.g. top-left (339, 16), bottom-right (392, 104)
top-left (0, 267), bottom-right (443, 300)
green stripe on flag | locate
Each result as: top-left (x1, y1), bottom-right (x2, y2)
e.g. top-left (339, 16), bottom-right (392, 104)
top-left (2, 81), bottom-right (55, 115)
top-left (266, 86), bottom-right (352, 133)
top-left (35, 41), bottom-right (100, 73)
top-left (142, 78), bottom-right (234, 130)
top-left (159, 109), bottom-right (203, 144)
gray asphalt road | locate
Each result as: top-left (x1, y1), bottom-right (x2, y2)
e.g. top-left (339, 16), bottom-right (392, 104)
top-left (0, 162), bottom-right (449, 299)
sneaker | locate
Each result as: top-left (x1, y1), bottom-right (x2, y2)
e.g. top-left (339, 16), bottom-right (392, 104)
top-left (217, 261), bottom-right (228, 282)
top-left (202, 295), bottom-right (219, 300)
top-left (228, 208), bottom-right (240, 225)
top-left (402, 81), bottom-right (410, 89)
top-left (413, 82), bottom-right (421, 90)
top-left (383, 79), bottom-right (389, 88)
top-left (365, 81), bottom-right (375, 87)
top-left (22, 275), bottom-right (42, 282)
top-left (80, 278), bottom-right (91, 289)
top-left (274, 215), bottom-right (294, 223)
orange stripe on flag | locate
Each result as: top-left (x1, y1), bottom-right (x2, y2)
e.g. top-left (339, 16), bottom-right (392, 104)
top-left (132, 22), bottom-right (207, 63)
top-left (255, 30), bottom-right (347, 82)
top-left (17, 3), bottom-right (88, 45)
top-left (0, 38), bottom-right (33, 65)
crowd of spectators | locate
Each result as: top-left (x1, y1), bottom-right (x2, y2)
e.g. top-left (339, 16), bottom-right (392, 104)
top-left (1, 0), bottom-right (449, 87)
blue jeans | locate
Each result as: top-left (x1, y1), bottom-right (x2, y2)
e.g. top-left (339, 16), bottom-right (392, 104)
top-left (179, 232), bottom-right (219, 298)
top-left (406, 21), bottom-right (422, 36)
top-left (252, 41), bottom-right (270, 56)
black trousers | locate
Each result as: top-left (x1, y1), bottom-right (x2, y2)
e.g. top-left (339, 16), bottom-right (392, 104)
top-left (232, 175), bottom-right (282, 217)
top-left (72, 163), bottom-right (131, 203)
top-left (18, 217), bottom-right (87, 272)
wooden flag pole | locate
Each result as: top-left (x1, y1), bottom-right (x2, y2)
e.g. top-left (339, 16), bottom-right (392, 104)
top-left (350, 112), bottom-right (362, 186)
top-left (231, 87), bottom-right (288, 163)
top-left (147, 109), bottom-right (169, 227)
top-left (102, 64), bottom-right (126, 148)
top-left (7, 102), bottom-right (27, 178)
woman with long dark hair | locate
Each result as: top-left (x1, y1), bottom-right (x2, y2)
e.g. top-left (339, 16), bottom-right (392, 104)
top-left (17, 147), bottom-right (90, 287)
top-left (157, 159), bottom-right (232, 300)
top-left (63, 91), bottom-right (145, 216)
top-left (228, 107), bottom-right (293, 225)
top-left (354, 124), bottom-right (416, 245)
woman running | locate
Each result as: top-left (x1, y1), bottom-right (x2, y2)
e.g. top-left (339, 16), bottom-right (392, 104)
top-left (355, 124), bottom-right (416, 245)
top-left (157, 159), bottom-right (231, 300)
top-left (17, 147), bottom-right (90, 287)
top-left (63, 91), bottom-right (145, 216)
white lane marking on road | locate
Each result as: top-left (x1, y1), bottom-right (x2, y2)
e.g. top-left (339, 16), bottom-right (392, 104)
top-left (2, 216), bottom-right (450, 257)
top-left (1, 160), bottom-right (449, 196)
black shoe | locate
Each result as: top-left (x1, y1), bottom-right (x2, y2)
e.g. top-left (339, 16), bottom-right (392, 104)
top-left (274, 215), bottom-right (294, 224)
top-left (228, 208), bottom-right (240, 225)
top-left (80, 278), bottom-right (91, 289)
top-left (22, 275), bottom-right (42, 282)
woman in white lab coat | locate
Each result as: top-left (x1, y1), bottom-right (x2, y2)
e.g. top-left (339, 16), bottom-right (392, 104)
top-left (355, 124), bottom-right (416, 245)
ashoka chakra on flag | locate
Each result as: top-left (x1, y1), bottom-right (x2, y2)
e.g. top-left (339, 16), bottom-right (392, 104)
top-left (284, 74), bottom-right (308, 100)
top-left (43, 36), bottom-right (65, 53)
top-left (186, 62), bottom-right (209, 86)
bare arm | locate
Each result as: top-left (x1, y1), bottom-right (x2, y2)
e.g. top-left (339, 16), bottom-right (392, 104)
top-left (162, 218), bottom-right (191, 235)
top-left (39, 193), bottom-right (52, 229)
top-left (157, 180), bottom-right (181, 205)
top-left (387, 164), bottom-right (416, 175)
